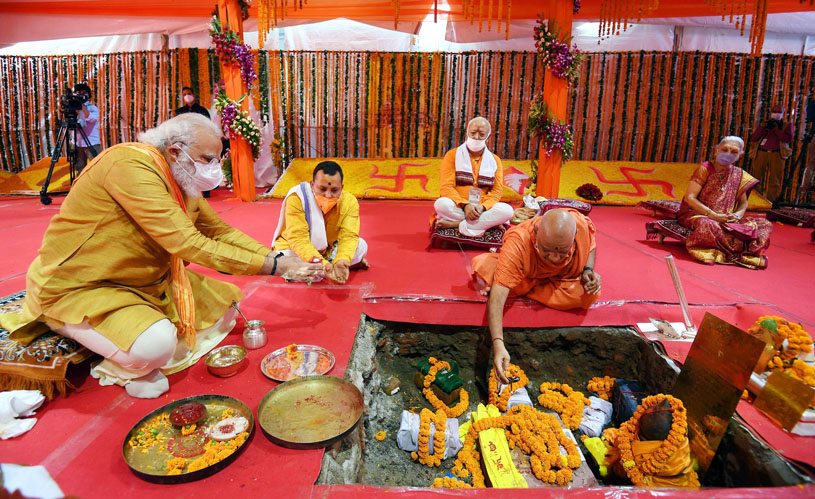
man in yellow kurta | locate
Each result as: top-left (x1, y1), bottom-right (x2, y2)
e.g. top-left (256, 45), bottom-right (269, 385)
top-left (272, 161), bottom-right (368, 285)
top-left (434, 117), bottom-right (514, 237)
top-left (1, 114), bottom-right (321, 398)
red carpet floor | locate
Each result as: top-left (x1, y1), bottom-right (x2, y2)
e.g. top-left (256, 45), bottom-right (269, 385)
top-left (1, 189), bottom-right (813, 498)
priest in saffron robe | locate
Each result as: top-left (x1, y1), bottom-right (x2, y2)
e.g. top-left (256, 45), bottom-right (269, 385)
top-left (272, 161), bottom-right (368, 284)
top-left (0, 114), bottom-right (322, 398)
top-left (472, 209), bottom-right (601, 383)
top-left (434, 117), bottom-right (514, 236)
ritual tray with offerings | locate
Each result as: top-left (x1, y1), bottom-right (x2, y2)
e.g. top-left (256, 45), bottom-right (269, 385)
top-left (122, 394), bottom-right (254, 483)
top-left (260, 344), bottom-right (335, 381)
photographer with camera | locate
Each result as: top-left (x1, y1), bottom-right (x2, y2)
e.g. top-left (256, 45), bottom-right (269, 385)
top-left (72, 83), bottom-right (101, 173)
top-left (749, 103), bottom-right (793, 206)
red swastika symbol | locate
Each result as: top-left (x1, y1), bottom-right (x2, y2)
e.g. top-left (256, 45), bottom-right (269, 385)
top-left (366, 162), bottom-right (431, 193)
top-left (587, 166), bottom-right (676, 198)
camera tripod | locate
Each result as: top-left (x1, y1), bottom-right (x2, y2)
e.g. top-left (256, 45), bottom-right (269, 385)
top-left (39, 114), bottom-right (96, 205)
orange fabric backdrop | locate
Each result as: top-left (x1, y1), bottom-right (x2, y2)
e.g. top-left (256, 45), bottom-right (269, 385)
top-left (0, 0), bottom-right (811, 21)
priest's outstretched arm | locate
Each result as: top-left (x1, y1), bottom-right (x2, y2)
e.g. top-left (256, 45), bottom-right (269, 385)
top-left (488, 283), bottom-right (511, 384)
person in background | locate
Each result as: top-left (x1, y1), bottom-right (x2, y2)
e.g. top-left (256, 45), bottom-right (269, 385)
top-left (678, 136), bottom-right (772, 269)
top-left (174, 87), bottom-right (211, 119)
top-left (434, 117), bottom-right (514, 237)
top-left (72, 83), bottom-right (101, 173)
top-left (750, 103), bottom-right (793, 206)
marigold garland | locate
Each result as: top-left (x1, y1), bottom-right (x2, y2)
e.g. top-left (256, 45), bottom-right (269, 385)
top-left (537, 382), bottom-right (590, 430)
top-left (752, 315), bottom-right (813, 362)
top-left (587, 376), bottom-right (615, 400)
top-left (488, 364), bottom-right (529, 412)
top-left (413, 408), bottom-right (446, 467)
top-left (422, 358), bottom-right (469, 418)
top-left (615, 394), bottom-right (700, 488)
top-left (442, 405), bottom-right (581, 488)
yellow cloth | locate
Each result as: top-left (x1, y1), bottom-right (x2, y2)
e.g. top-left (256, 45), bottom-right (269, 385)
top-left (2, 143), bottom-right (268, 351)
top-left (273, 190), bottom-right (360, 265)
top-left (474, 403), bottom-right (527, 488)
top-left (439, 148), bottom-right (504, 210)
top-left (603, 428), bottom-right (696, 488)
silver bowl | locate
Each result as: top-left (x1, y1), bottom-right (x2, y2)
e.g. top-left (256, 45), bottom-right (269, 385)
top-left (205, 345), bottom-right (247, 377)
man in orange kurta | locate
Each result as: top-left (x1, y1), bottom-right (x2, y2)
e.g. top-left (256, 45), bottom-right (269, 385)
top-left (434, 117), bottom-right (513, 236)
top-left (473, 209), bottom-right (601, 383)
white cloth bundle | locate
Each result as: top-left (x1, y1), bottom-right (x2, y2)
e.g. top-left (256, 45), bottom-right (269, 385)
top-left (0, 390), bottom-right (45, 439)
top-left (578, 396), bottom-right (613, 438)
top-left (396, 410), bottom-right (463, 458)
top-left (495, 384), bottom-right (534, 412)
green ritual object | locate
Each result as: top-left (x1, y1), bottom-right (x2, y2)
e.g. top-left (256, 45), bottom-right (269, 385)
top-left (413, 358), bottom-right (464, 406)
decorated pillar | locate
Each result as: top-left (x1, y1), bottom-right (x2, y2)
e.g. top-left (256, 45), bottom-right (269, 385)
top-left (536, 0), bottom-right (573, 198)
top-left (217, 0), bottom-right (256, 201)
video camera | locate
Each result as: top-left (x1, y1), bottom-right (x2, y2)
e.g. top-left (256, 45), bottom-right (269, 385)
top-left (59, 89), bottom-right (89, 116)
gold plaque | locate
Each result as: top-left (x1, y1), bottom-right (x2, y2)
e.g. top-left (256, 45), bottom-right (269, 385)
top-left (754, 371), bottom-right (815, 432)
top-left (672, 313), bottom-right (766, 475)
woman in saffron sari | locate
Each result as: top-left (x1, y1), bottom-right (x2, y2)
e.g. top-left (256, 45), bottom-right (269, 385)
top-left (678, 136), bottom-right (772, 269)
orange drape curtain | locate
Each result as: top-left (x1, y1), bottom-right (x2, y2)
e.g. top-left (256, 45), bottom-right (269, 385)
top-left (218, 0), bottom-right (256, 202)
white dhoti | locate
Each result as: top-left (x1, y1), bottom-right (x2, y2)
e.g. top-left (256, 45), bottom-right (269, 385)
top-left (434, 197), bottom-right (513, 237)
top-left (55, 306), bottom-right (237, 398)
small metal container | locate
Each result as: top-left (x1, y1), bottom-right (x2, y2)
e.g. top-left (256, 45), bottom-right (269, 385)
top-left (242, 320), bottom-right (268, 350)
top-left (205, 345), bottom-right (247, 377)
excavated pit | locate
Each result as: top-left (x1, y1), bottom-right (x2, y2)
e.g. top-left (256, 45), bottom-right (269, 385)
top-left (316, 315), bottom-right (812, 489)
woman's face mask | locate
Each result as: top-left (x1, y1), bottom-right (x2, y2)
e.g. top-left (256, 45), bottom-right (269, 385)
top-left (178, 148), bottom-right (223, 192)
top-left (183, 94), bottom-right (195, 105)
top-left (716, 151), bottom-right (739, 165)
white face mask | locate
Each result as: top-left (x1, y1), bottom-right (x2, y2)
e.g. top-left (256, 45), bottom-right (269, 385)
top-left (716, 151), bottom-right (739, 165)
top-left (466, 135), bottom-right (488, 152)
top-left (771, 113), bottom-right (783, 120)
top-left (183, 94), bottom-right (195, 105)
top-left (178, 148), bottom-right (223, 192)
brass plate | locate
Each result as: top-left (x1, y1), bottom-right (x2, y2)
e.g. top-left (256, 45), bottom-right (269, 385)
top-left (260, 344), bottom-right (335, 382)
top-left (754, 371), bottom-right (815, 431)
top-left (122, 394), bottom-right (254, 483)
top-left (672, 313), bottom-right (766, 475)
top-left (257, 376), bottom-right (363, 449)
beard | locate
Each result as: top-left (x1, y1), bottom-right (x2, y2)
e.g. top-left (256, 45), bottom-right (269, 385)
top-left (169, 162), bottom-right (201, 198)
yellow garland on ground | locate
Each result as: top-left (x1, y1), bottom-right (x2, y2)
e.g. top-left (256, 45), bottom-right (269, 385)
top-left (614, 394), bottom-right (700, 488)
top-left (441, 405), bottom-right (581, 488)
top-left (488, 364), bottom-right (529, 412)
top-left (537, 382), bottom-right (590, 430)
top-left (587, 376), bottom-right (615, 401)
top-left (423, 357), bottom-right (469, 418)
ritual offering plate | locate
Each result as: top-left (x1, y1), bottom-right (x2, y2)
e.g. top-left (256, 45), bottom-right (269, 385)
top-left (260, 344), bottom-right (335, 382)
top-left (122, 394), bottom-right (254, 483)
top-left (257, 376), bottom-right (363, 449)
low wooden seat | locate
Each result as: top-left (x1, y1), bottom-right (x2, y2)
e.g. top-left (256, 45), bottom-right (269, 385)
top-left (637, 200), bottom-right (681, 219)
top-left (766, 208), bottom-right (815, 228)
top-left (645, 219), bottom-right (693, 243)
top-left (429, 225), bottom-right (507, 250)
top-left (539, 198), bottom-right (592, 216)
